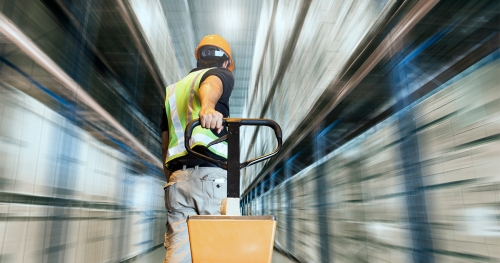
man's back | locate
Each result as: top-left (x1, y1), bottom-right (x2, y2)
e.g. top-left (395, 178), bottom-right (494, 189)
top-left (161, 34), bottom-right (235, 263)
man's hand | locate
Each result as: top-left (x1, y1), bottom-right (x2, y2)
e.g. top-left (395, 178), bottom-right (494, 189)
top-left (198, 75), bottom-right (224, 134)
top-left (199, 108), bottom-right (224, 134)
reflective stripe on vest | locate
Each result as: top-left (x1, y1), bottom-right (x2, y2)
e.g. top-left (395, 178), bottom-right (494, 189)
top-left (164, 68), bottom-right (228, 166)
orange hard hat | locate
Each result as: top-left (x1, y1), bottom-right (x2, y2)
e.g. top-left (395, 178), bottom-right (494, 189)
top-left (194, 34), bottom-right (234, 71)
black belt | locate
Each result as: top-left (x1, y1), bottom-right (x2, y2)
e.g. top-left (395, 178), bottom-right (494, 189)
top-left (167, 162), bottom-right (219, 172)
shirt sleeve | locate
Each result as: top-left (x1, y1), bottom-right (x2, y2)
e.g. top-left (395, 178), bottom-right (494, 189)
top-left (160, 106), bottom-right (168, 133)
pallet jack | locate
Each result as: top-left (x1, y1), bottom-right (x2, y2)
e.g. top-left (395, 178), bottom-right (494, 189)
top-left (184, 118), bottom-right (282, 263)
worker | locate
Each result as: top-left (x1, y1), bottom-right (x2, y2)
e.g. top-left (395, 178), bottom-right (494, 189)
top-left (161, 34), bottom-right (234, 263)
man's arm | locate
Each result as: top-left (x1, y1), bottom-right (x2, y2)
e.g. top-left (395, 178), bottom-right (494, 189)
top-left (161, 131), bottom-right (171, 181)
top-left (198, 75), bottom-right (224, 134)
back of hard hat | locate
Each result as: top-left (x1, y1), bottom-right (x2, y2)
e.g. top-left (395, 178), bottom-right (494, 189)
top-left (194, 34), bottom-right (234, 71)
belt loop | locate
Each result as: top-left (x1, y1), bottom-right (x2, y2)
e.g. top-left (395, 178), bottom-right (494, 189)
top-left (182, 165), bottom-right (187, 171)
top-left (195, 165), bottom-right (199, 170)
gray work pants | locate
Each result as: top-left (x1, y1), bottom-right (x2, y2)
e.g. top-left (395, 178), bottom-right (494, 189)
top-left (163, 166), bottom-right (227, 263)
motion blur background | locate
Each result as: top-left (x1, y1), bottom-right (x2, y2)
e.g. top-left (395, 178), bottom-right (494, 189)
top-left (0, 0), bottom-right (499, 262)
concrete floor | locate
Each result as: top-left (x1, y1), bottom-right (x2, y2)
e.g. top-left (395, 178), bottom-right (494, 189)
top-left (134, 245), bottom-right (298, 263)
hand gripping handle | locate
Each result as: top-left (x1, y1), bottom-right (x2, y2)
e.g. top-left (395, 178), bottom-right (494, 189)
top-left (184, 118), bottom-right (282, 170)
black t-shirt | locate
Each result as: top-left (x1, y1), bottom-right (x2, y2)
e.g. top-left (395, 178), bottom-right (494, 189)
top-left (161, 67), bottom-right (234, 166)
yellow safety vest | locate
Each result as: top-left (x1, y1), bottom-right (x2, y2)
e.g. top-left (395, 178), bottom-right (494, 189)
top-left (164, 68), bottom-right (228, 166)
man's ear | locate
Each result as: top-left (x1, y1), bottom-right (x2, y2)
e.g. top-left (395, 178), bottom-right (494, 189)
top-left (222, 60), bottom-right (229, 68)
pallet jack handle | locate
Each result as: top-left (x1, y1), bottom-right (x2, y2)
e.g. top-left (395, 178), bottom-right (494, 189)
top-left (185, 118), bottom-right (282, 198)
top-left (185, 118), bottom-right (281, 259)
